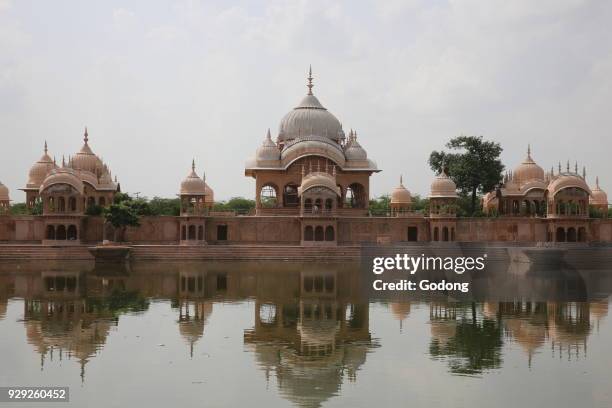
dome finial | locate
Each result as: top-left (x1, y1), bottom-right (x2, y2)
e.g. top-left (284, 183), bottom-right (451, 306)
top-left (400, 175), bottom-right (403, 186)
top-left (596, 176), bottom-right (600, 188)
top-left (307, 65), bottom-right (314, 95)
top-left (84, 127), bottom-right (89, 144)
top-left (44, 140), bottom-right (48, 154)
top-left (62, 155), bottom-right (65, 167)
top-left (582, 166), bottom-right (586, 179)
top-left (575, 161), bottom-right (578, 174)
top-left (266, 128), bottom-right (271, 141)
top-left (566, 160), bottom-right (570, 173)
top-left (192, 158), bottom-right (195, 172)
top-left (527, 144), bottom-right (532, 160)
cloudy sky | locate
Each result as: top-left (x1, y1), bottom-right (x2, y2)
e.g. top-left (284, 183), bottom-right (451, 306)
top-left (1, 0), bottom-right (611, 201)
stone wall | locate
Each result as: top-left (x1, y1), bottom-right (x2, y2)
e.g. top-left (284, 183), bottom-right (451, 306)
top-left (2, 214), bottom-right (612, 244)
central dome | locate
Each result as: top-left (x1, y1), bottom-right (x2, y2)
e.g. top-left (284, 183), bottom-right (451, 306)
top-left (513, 145), bottom-right (544, 185)
top-left (278, 68), bottom-right (344, 143)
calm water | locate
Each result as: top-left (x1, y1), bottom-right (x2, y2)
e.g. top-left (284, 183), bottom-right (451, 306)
top-left (1, 256), bottom-right (612, 408)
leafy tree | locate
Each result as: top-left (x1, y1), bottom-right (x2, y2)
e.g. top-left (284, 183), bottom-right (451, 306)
top-left (369, 195), bottom-right (390, 215)
top-left (9, 203), bottom-right (28, 215)
top-left (85, 204), bottom-right (103, 216)
top-left (148, 197), bottom-right (181, 216)
top-left (411, 194), bottom-right (429, 213)
top-left (429, 136), bottom-right (504, 216)
top-left (213, 197), bottom-right (256, 213)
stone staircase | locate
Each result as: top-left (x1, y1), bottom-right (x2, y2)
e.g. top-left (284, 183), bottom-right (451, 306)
top-left (130, 245), bottom-right (361, 261)
top-left (0, 245), bottom-right (94, 260)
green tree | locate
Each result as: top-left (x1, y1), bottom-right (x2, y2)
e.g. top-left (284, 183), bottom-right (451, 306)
top-left (148, 197), bottom-right (181, 216)
top-left (9, 203), bottom-right (28, 215)
top-left (369, 195), bottom-right (390, 215)
top-left (213, 197), bottom-right (256, 213)
top-left (429, 136), bottom-right (504, 216)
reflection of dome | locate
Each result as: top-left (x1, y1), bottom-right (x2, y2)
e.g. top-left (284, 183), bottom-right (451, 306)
top-left (298, 319), bottom-right (339, 346)
top-left (40, 167), bottom-right (84, 195)
top-left (27, 142), bottom-right (56, 188)
top-left (391, 177), bottom-right (411, 204)
top-left (0, 181), bottom-right (9, 201)
top-left (390, 302), bottom-right (411, 320)
top-left (278, 68), bottom-right (344, 144)
top-left (256, 129), bottom-right (280, 161)
top-left (430, 320), bottom-right (457, 345)
top-left (590, 177), bottom-right (608, 205)
top-left (71, 128), bottom-right (104, 175)
top-left (513, 146), bottom-right (544, 185)
top-left (429, 170), bottom-right (458, 198)
top-left (180, 160), bottom-right (207, 195)
top-left (504, 319), bottom-right (546, 356)
top-left (298, 172), bottom-right (341, 196)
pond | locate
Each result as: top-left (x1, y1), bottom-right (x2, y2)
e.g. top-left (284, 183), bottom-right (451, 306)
top-left (1, 257), bottom-right (611, 408)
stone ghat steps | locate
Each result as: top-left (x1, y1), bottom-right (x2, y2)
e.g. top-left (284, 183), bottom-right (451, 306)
top-left (129, 245), bottom-right (362, 261)
top-left (0, 246), bottom-right (94, 260)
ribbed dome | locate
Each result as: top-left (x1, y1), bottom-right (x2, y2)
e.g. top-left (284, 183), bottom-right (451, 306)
top-left (430, 170), bottom-right (458, 198)
top-left (590, 177), bottom-right (608, 205)
top-left (278, 69), bottom-right (344, 143)
top-left (344, 130), bottom-right (367, 161)
top-left (513, 146), bottom-right (544, 185)
top-left (298, 172), bottom-right (341, 196)
top-left (547, 173), bottom-right (591, 196)
top-left (204, 183), bottom-right (214, 204)
top-left (27, 142), bottom-right (55, 188)
top-left (40, 167), bottom-right (84, 195)
top-left (0, 181), bottom-right (9, 201)
top-left (256, 129), bottom-right (280, 161)
top-left (71, 128), bottom-right (104, 175)
top-left (180, 160), bottom-right (207, 195)
top-left (391, 176), bottom-right (411, 204)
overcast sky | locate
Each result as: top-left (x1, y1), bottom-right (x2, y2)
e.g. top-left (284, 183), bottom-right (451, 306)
top-left (1, 0), bottom-right (611, 202)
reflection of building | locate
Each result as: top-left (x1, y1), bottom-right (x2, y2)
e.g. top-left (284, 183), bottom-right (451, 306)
top-left (244, 269), bottom-right (372, 408)
top-left (175, 269), bottom-right (213, 356)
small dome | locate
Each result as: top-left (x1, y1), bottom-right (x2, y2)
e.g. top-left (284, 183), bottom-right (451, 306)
top-left (430, 170), bottom-right (458, 198)
top-left (344, 130), bottom-right (367, 161)
top-left (590, 177), bottom-right (608, 205)
top-left (256, 130), bottom-right (280, 161)
top-left (27, 142), bottom-right (55, 188)
top-left (180, 160), bottom-right (207, 195)
top-left (391, 176), bottom-right (411, 204)
top-left (0, 181), bottom-right (9, 201)
top-left (513, 145), bottom-right (544, 185)
top-left (204, 183), bottom-right (214, 204)
top-left (40, 167), bottom-right (84, 195)
top-left (278, 68), bottom-right (344, 143)
top-left (547, 173), bottom-right (591, 197)
top-left (71, 128), bottom-right (104, 175)
top-left (298, 171), bottom-right (341, 196)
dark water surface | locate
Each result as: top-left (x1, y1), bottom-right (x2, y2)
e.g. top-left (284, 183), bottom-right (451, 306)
top-left (1, 256), bottom-right (612, 408)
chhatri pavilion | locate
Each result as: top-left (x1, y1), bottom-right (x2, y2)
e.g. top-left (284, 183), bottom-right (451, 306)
top-left (0, 68), bottom-right (610, 245)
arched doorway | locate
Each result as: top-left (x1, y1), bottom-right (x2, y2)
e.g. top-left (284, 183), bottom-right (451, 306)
top-left (283, 184), bottom-right (299, 207)
top-left (433, 227), bottom-right (439, 241)
top-left (198, 226), bottom-right (204, 240)
top-left (556, 227), bottom-right (566, 242)
top-left (578, 227), bottom-right (586, 242)
top-left (188, 225), bottom-right (196, 240)
top-left (57, 225), bottom-right (67, 240)
top-left (46, 225), bottom-right (55, 240)
top-left (181, 225), bottom-right (186, 240)
top-left (260, 184), bottom-right (278, 208)
top-left (67, 225), bottom-right (77, 240)
top-left (314, 226), bottom-right (324, 241)
top-left (325, 226), bottom-right (334, 241)
top-left (304, 226), bottom-right (313, 241)
top-left (567, 227), bottom-right (577, 242)
top-left (58, 197), bottom-right (66, 212)
top-left (69, 197), bottom-right (77, 212)
top-left (443, 226), bottom-right (449, 242)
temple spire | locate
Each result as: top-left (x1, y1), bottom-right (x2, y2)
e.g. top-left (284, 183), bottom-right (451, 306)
top-left (527, 144), bottom-right (532, 160)
top-left (400, 175), bottom-right (403, 186)
top-left (307, 65), bottom-right (314, 95)
top-left (84, 127), bottom-right (89, 144)
top-left (596, 176), bottom-right (600, 188)
top-left (266, 128), bottom-right (272, 141)
top-left (582, 166), bottom-right (586, 179)
top-left (192, 158), bottom-right (195, 172)
top-left (44, 140), bottom-right (48, 155)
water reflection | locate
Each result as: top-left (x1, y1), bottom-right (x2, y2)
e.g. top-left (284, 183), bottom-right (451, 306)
top-left (0, 258), bottom-right (611, 407)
